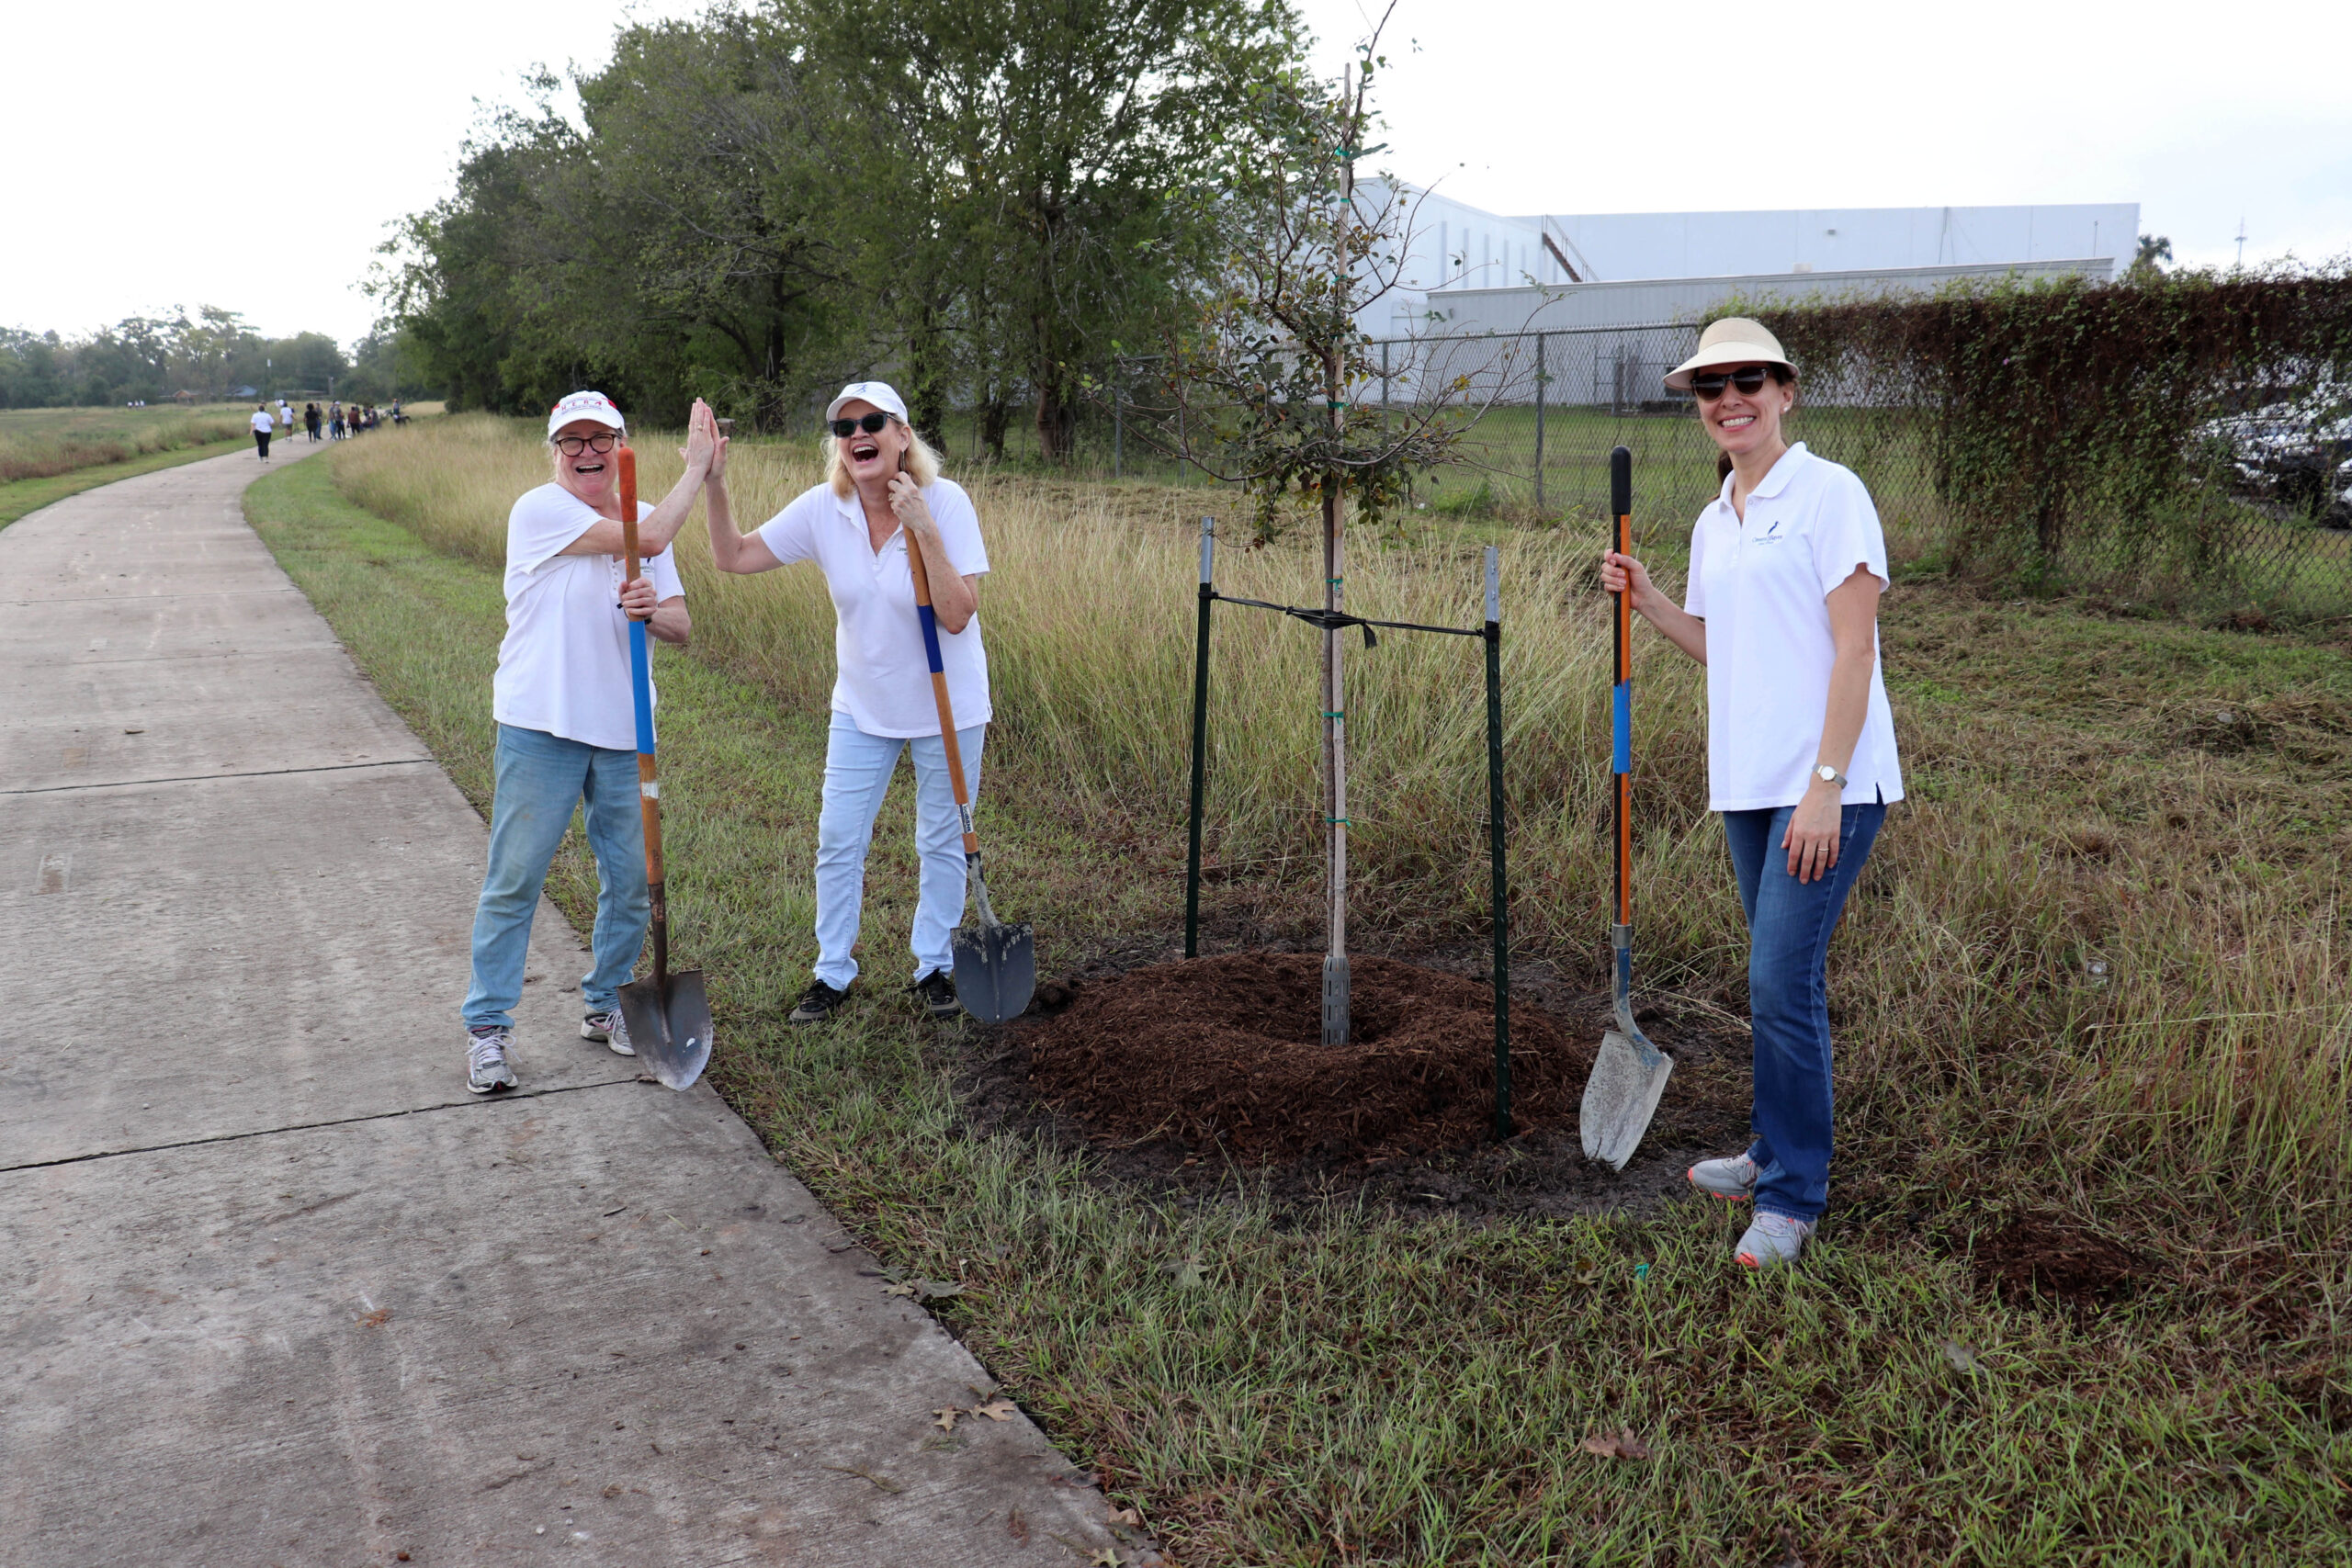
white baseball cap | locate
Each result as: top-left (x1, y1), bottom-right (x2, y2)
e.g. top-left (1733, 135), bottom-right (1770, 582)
top-left (825, 381), bottom-right (909, 424)
top-left (547, 389), bottom-right (628, 439)
top-left (1664, 317), bottom-right (1796, 392)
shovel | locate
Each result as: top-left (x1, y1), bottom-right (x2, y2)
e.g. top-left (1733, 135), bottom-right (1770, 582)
top-left (900, 488), bottom-right (1035, 1024)
top-left (613, 443), bottom-right (714, 1089)
top-left (1580, 445), bottom-right (1672, 1168)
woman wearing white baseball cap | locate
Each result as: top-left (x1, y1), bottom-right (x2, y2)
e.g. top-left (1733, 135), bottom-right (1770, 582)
top-left (702, 380), bottom-right (989, 1025)
top-left (458, 390), bottom-right (720, 1094)
top-left (1598, 317), bottom-right (1904, 1269)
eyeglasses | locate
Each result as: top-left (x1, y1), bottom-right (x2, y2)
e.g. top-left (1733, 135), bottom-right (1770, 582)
top-left (552, 432), bottom-right (618, 456)
top-left (1690, 367), bottom-right (1774, 401)
top-left (829, 412), bottom-right (893, 438)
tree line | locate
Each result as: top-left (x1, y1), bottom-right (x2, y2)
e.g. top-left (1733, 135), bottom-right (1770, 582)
top-left (0, 306), bottom-right (417, 410)
top-left (377, 0), bottom-right (1314, 456)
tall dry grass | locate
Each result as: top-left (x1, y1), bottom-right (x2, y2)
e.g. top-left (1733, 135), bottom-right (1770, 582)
top-left (335, 414), bottom-right (2352, 1282)
top-left (0, 403), bottom-right (252, 481)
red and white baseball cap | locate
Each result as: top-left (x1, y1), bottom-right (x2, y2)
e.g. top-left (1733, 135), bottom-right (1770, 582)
top-left (547, 389), bottom-right (627, 439)
top-left (825, 381), bottom-right (909, 423)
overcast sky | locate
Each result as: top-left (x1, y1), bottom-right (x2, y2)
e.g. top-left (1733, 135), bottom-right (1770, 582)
top-left (6, 0), bottom-right (2346, 347)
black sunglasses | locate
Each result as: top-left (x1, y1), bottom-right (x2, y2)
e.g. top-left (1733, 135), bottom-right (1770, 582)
top-left (829, 412), bottom-right (893, 438)
top-left (552, 432), bottom-right (618, 456)
top-left (1690, 367), bottom-right (1774, 401)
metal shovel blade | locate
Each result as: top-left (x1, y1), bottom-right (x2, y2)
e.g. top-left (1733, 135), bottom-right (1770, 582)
top-left (1579, 1024), bottom-right (1673, 1171)
top-left (617, 969), bottom-right (713, 1090)
top-left (952, 921), bottom-right (1035, 1025)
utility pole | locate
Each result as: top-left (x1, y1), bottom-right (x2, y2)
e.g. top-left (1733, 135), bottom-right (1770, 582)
top-left (2234, 218), bottom-right (2248, 270)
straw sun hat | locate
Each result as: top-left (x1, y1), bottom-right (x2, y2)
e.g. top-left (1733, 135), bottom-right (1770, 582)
top-left (1663, 317), bottom-right (1797, 392)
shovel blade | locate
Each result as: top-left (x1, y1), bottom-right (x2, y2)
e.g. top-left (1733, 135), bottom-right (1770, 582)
top-left (1579, 1027), bottom-right (1673, 1171)
top-left (951, 921), bottom-right (1035, 1025)
top-left (617, 969), bottom-right (713, 1091)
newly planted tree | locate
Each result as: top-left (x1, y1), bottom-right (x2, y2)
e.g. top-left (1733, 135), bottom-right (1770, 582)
top-left (1128, 15), bottom-right (1497, 1043)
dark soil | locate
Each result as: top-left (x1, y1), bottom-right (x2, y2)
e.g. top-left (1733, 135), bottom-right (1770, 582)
top-left (1965, 1214), bottom-right (2153, 1314)
top-left (957, 948), bottom-right (1757, 1219)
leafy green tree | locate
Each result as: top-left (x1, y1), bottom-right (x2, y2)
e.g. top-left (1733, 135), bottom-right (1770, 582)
top-left (2131, 233), bottom-right (2174, 277)
top-left (379, 17), bottom-right (860, 425)
top-left (784, 0), bottom-right (1306, 459)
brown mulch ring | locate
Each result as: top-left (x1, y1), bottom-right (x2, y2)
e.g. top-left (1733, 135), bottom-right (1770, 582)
top-left (961, 948), bottom-right (1755, 1218)
top-left (1962, 1213), bottom-right (2154, 1314)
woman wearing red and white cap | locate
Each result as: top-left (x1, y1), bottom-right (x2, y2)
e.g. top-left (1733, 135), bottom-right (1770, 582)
top-left (1599, 318), bottom-right (1903, 1269)
top-left (702, 381), bottom-right (989, 1025)
top-left (458, 391), bottom-right (719, 1094)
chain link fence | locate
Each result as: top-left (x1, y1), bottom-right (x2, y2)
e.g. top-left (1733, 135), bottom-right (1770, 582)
top-left (996, 322), bottom-right (2350, 617)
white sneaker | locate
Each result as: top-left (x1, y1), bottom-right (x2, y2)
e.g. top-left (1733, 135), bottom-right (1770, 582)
top-left (1687, 1151), bottom-right (1759, 1201)
top-left (581, 1010), bottom-right (635, 1056)
top-left (467, 1028), bottom-right (519, 1093)
top-left (1736, 1212), bottom-right (1815, 1269)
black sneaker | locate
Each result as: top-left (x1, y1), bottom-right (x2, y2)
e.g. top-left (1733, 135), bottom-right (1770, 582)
top-left (788, 978), bottom-right (848, 1026)
top-left (910, 969), bottom-right (960, 1021)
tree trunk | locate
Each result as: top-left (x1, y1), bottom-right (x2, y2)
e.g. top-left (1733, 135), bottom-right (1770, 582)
top-left (1321, 468), bottom-right (1350, 1045)
top-left (1035, 377), bottom-right (1077, 463)
top-left (980, 393), bottom-right (1010, 461)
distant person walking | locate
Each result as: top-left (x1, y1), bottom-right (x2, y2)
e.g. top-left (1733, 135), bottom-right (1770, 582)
top-left (700, 380), bottom-right (992, 1026)
top-left (1599, 318), bottom-right (1904, 1270)
top-left (276, 400), bottom-right (293, 444)
top-left (329, 403), bottom-right (345, 440)
top-left (458, 392), bottom-right (719, 1094)
top-left (250, 403), bottom-right (276, 462)
top-left (305, 402), bottom-right (322, 441)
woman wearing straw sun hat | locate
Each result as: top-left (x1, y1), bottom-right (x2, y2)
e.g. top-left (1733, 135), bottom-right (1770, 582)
top-left (702, 380), bottom-right (990, 1027)
top-left (1599, 317), bottom-right (1904, 1269)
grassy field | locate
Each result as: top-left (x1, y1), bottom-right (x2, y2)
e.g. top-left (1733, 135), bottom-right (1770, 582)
top-left (0, 403), bottom-right (263, 525)
top-left (251, 418), bottom-right (2351, 1563)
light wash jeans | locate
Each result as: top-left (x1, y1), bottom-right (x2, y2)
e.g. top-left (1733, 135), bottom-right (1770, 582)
top-left (1720, 798), bottom-right (1886, 1224)
top-left (462, 724), bottom-right (649, 1032)
top-left (814, 712), bottom-right (986, 991)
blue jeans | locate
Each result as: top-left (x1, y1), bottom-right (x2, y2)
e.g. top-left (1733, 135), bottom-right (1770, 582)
top-left (814, 712), bottom-right (985, 990)
top-left (1721, 799), bottom-right (1886, 1223)
top-left (461, 724), bottom-right (650, 1031)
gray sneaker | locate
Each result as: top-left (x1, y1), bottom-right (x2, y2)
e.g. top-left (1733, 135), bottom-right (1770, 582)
top-left (1687, 1150), bottom-right (1759, 1202)
top-left (581, 1010), bottom-right (635, 1056)
top-left (467, 1028), bottom-right (519, 1094)
top-left (1736, 1212), bottom-right (1815, 1269)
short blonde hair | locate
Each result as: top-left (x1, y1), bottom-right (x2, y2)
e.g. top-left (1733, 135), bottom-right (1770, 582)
top-left (824, 417), bottom-right (941, 496)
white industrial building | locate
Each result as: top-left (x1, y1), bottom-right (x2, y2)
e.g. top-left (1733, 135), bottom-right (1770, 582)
top-left (1353, 182), bottom-right (2139, 338)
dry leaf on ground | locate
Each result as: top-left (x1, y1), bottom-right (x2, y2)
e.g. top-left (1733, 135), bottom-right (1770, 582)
top-left (933, 1407), bottom-right (961, 1432)
top-left (971, 1398), bottom-right (1019, 1422)
top-left (1578, 1427), bottom-right (1651, 1461)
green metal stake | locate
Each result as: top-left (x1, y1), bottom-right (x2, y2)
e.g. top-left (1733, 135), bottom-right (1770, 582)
top-left (1184, 516), bottom-right (1215, 958)
top-left (1485, 545), bottom-right (1510, 1140)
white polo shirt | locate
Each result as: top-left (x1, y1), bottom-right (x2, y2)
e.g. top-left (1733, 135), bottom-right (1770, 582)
top-left (756, 479), bottom-right (991, 739)
top-left (1684, 443), bottom-right (1904, 812)
top-left (492, 484), bottom-right (685, 752)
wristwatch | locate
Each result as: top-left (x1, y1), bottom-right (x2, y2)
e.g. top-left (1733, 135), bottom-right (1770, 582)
top-left (1814, 764), bottom-right (1848, 788)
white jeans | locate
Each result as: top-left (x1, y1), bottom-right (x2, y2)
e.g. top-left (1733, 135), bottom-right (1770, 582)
top-left (813, 711), bottom-right (986, 990)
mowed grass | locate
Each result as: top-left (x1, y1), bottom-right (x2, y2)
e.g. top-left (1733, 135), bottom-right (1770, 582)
top-left (252, 421), bottom-right (2352, 1563)
top-left (0, 403), bottom-right (259, 525)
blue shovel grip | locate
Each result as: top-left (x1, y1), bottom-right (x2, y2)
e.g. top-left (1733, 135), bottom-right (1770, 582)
top-left (1611, 681), bottom-right (1631, 775)
top-left (628, 617), bottom-right (657, 756)
top-left (916, 602), bottom-right (946, 674)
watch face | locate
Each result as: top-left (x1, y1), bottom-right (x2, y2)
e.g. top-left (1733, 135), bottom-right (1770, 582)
top-left (1817, 766), bottom-right (1838, 782)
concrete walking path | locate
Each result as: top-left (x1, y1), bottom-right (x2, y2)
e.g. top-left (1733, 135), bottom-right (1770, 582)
top-left (0, 442), bottom-right (1127, 1565)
